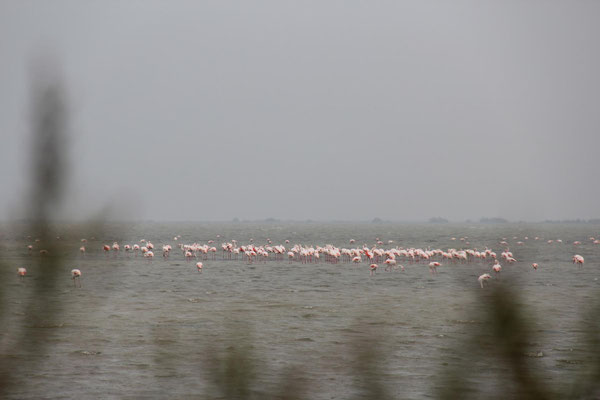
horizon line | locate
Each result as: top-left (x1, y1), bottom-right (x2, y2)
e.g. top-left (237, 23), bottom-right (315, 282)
top-left (2, 218), bottom-right (600, 224)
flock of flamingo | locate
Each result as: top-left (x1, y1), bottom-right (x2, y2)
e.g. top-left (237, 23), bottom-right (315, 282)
top-left (16, 233), bottom-right (595, 288)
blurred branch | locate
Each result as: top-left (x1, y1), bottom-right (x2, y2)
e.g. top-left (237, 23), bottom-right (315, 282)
top-left (568, 300), bottom-right (600, 399)
top-left (29, 72), bottom-right (69, 228)
top-left (0, 62), bottom-right (69, 396)
top-left (437, 284), bottom-right (564, 400)
top-left (349, 323), bottom-right (394, 400)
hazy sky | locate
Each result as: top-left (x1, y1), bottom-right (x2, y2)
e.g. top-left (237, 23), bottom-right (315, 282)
top-left (1, 1), bottom-right (599, 222)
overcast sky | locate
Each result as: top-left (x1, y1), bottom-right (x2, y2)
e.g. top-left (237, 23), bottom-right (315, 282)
top-left (1, 1), bottom-right (599, 222)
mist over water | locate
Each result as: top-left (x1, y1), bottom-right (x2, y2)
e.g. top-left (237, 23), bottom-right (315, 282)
top-left (2, 1), bottom-right (600, 222)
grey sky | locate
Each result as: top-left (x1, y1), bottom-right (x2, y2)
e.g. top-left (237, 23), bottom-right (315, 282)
top-left (1, 1), bottom-right (599, 222)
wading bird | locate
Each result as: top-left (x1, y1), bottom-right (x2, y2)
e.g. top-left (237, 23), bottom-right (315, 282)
top-left (71, 269), bottom-right (82, 287)
top-left (369, 263), bottom-right (378, 276)
top-left (478, 273), bottom-right (491, 288)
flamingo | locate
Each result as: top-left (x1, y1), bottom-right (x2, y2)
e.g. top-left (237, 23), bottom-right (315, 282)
top-left (71, 269), bottom-right (82, 287)
top-left (196, 262), bottom-right (203, 272)
top-left (369, 263), bottom-right (378, 276)
top-left (572, 255), bottom-right (584, 266)
top-left (384, 258), bottom-right (397, 271)
top-left (492, 261), bottom-right (502, 274)
top-left (532, 263), bottom-right (538, 270)
top-left (478, 273), bottom-right (491, 288)
top-left (79, 246), bottom-right (85, 256)
top-left (17, 267), bottom-right (27, 279)
top-left (429, 261), bottom-right (440, 275)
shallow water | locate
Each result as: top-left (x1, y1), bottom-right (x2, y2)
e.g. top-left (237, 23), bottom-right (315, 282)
top-left (1, 222), bottom-right (599, 399)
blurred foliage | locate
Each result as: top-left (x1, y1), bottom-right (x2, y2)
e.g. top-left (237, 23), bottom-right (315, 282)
top-left (437, 284), bottom-right (600, 400)
top-left (567, 301), bottom-right (600, 399)
top-left (0, 66), bottom-right (109, 397)
top-left (198, 326), bottom-right (306, 400)
top-left (349, 323), bottom-right (394, 400)
top-left (0, 71), bottom-right (69, 396)
top-left (205, 333), bottom-right (260, 399)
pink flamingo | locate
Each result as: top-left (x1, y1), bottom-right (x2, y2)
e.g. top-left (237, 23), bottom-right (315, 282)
top-left (369, 263), bottom-right (378, 276)
top-left (492, 261), bottom-right (502, 274)
top-left (478, 273), bottom-right (491, 288)
top-left (246, 250), bottom-right (256, 264)
top-left (572, 255), bottom-right (584, 266)
top-left (384, 258), bottom-right (397, 271)
top-left (17, 267), bottom-right (27, 280)
top-left (429, 261), bottom-right (440, 275)
top-left (71, 269), bottom-right (82, 287)
top-left (196, 262), bottom-right (203, 272)
top-left (532, 263), bottom-right (538, 270)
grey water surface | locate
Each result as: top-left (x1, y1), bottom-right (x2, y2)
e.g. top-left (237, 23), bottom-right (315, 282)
top-left (1, 223), bottom-right (599, 399)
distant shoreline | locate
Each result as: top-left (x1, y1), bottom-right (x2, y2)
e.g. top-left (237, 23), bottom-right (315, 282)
top-left (2, 219), bottom-right (600, 225)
